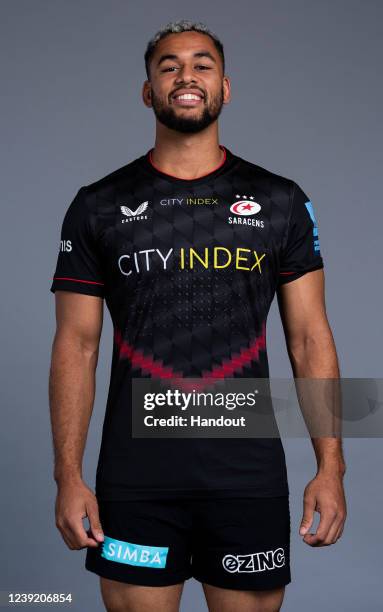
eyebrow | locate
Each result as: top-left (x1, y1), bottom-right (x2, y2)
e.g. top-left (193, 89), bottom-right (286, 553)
top-left (157, 51), bottom-right (217, 66)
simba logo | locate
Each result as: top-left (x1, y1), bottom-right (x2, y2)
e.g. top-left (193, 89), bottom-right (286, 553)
top-left (222, 548), bottom-right (285, 573)
top-left (120, 201), bottom-right (149, 223)
top-left (102, 535), bottom-right (169, 569)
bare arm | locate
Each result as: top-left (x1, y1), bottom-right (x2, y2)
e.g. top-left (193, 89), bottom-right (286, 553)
top-left (49, 291), bottom-right (105, 549)
top-left (277, 268), bottom-right (347, 546)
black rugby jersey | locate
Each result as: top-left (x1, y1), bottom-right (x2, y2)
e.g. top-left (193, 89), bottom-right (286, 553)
top-left (50, 145), bottom-right (324, 501)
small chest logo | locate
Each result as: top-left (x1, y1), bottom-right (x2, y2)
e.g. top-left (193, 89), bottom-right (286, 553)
top-left (230, 195), bottom-right (261, 216)
top-left (228, 195), bottom-right (264, 228)
top-left (120, 201), bottom-right (149, 223)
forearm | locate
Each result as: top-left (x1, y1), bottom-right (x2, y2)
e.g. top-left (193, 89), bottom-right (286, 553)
top-left (49, 331), bottom-right (98, 484)
top-left (289, 327), bottom-right (346, 476)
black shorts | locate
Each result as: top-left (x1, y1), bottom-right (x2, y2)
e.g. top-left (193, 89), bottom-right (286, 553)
top-left (85, 496), bottom-right (291, 591)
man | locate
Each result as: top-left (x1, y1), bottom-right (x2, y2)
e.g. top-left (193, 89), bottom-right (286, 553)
top-left (49, 20), bottom-right (347, 612)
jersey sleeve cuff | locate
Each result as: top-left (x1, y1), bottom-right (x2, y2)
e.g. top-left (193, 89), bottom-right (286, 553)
top-left (278, 260), bottom-right (324, 286)
top-left (50, 277), bottom-right (105, 298)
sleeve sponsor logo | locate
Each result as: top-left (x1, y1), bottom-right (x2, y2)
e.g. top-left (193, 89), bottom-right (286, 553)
top-left (60, 240), bottom-right (72, 252)
top-left (304, 200), bottom-right (321, 253)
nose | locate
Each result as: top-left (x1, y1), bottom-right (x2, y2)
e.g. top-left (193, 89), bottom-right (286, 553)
top-left (175, 64), bottom-right (197, 84)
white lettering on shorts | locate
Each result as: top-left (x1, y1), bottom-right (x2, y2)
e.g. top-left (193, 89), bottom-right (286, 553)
top-left (222, 548), bottom-right (285, 573)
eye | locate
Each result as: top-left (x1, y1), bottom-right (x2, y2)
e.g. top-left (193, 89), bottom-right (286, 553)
top-left (195, 65), bottom-right (211, 70)
top-left (161, 66), bottom-right (178, 73)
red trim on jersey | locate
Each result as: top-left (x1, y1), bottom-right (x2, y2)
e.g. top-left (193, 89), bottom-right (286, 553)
top-left (148, 145), bottom-right (227, 180)
top-left (53, 276), bottom-right (104, 286)
top-left (114, 321), bottom-right (266, 392)
top-left (279, 271), bottom-right (295, 275)
top-left (201, 326), bottom-right (266, 380)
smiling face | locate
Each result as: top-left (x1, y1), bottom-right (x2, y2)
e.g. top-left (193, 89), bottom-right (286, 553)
top-left (143, 31), bottom-right (231, 134)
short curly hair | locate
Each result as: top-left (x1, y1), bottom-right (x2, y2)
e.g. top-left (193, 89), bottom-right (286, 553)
top-left (144, 20), bottom-right (225, 79)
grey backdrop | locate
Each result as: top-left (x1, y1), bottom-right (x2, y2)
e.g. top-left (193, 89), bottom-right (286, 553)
top-left (1, 1), bottom-right (382, 610)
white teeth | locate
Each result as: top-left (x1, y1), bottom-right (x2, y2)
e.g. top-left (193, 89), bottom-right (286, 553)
top-left (175, 93), bottom-right (201, 100)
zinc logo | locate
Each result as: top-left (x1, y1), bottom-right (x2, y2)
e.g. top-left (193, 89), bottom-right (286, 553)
top-left (222, 548), bottom-right (285, 573)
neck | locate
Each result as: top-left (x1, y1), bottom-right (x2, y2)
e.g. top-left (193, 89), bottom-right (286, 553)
top-left (151, 122), bottom-right (223, 180)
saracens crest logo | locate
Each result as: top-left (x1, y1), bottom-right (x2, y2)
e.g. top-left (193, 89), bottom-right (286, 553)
top-left (228, 195), bottom-right (264, 228)
top-left (120, 201), bottom-right (149, 223)
top-left (230, 195), bottom-right (261, 216)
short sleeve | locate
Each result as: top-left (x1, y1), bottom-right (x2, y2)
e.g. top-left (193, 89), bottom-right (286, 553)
top-left (50, 187), bottom-right (106, 297)
top-left (278, 181), bottom-right (324, 286)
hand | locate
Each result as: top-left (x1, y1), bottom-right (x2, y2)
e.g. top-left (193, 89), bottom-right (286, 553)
top-left (299, 470), bottom-right (347, 546)
top-left (55, 477), bottom-right (104, 550)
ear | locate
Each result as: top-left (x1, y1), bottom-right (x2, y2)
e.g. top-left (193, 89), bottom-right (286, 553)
top-left (142, 80), bottom-right (152, 108)
top-left (222, 75), bottom-right (231, 105)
